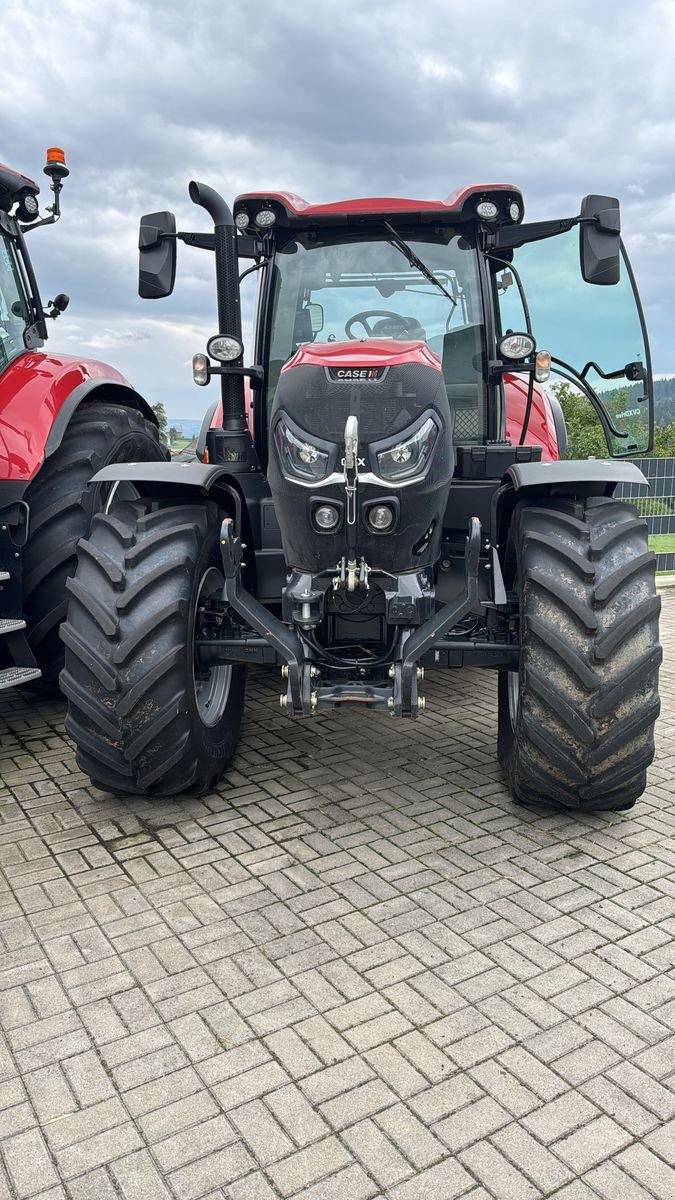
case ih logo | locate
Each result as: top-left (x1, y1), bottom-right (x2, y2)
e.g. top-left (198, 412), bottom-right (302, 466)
top-left (328, 367), bottom-right (385, 381)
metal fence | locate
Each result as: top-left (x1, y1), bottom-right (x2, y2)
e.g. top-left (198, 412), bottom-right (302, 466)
top-left (615, 457), bottom-right (675, 572)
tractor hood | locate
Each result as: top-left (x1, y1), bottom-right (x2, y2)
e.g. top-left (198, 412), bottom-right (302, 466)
top-left (267, 339), bottom-right (454, 575)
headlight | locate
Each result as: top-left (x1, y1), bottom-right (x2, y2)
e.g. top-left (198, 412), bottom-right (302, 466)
top-left (275, 419), bottom-right (330, 482)
top-left (476, 200), bottom-right (499, 221)
top-left (255, 208), bottom-right (276, 228)
top-left (376, 417), bottom-right (438, 481)
top-left (207, 333), bottom-right (244, 362)
top-left (499, 332), bottom-right (535, 361)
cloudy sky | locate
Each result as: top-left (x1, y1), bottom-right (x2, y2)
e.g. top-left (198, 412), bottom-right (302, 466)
top-left (3, 0), bottom-right (674, 422)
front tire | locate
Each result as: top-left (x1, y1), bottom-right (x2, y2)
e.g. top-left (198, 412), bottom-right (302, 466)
top-left (60, 500), bottom-right (246, 796)
top-left (22, 403), bottom-right (166, 685)
top-left (498, 497), bottom-right (661, 812)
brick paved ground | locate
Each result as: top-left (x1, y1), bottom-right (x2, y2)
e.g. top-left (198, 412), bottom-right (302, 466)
top-left (1, 595), bottom-right (674, 1200)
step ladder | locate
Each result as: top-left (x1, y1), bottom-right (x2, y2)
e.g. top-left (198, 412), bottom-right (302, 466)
top-left (0, 572), bottom-right (42, 690)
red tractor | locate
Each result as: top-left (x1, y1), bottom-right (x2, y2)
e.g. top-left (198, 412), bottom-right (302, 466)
top-left (0, 150), bottom-right (166, 691)
top-left (61, 181), bottom-right (660, 811)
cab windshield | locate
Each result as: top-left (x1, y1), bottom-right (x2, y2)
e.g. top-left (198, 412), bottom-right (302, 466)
top-left (266, 229), bottom-right (487, 442)
top-left (0, 236), bottom-right (30, 368)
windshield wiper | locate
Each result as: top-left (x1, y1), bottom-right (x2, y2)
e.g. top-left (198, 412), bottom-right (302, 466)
top-left (383, 221), bottom-right (456, 308)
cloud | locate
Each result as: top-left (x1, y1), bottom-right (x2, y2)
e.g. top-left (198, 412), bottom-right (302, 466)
top-left (2, 0), bottom-right (675, 417)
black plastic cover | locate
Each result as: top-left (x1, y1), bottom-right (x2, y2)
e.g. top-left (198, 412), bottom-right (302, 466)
top-left (268, 359), bottom-right (454, 575)
top-left (455, 444), bottom-right (542, 479)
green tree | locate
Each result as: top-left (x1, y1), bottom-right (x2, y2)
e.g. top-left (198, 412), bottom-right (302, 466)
top-left (652, 422), bottom-right (675, 457)
top-left (553, 381), bottom-right (606, 459)
top-left (151, 401), bottom-right (167, 433)
top-left (552, 380), bottom-right (674, 459)
top-left (167, 426), bottom-right (181, 444)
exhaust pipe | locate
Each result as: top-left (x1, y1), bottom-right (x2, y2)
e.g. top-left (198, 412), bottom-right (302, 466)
top-left (189, 180), bottom-right (246, 434)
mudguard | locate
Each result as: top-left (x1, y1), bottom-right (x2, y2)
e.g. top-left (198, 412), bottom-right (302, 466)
top-left (506, 459), bottom-right (648, 490)
top-left (0, 350), bottom-right (158, 483)
top-left (91, 460), bottom-right (256, 520)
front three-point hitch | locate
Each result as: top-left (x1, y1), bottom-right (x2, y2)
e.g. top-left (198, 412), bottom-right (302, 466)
top-left (215, 515), bottom-right (483, 719)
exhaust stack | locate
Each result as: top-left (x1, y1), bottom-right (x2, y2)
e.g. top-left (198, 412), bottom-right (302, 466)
top-left (189, 181), bottom-right (253, 465)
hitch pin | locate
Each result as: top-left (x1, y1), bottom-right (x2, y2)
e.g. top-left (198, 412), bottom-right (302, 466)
top-left (343, 415), bottom-right (359, 527)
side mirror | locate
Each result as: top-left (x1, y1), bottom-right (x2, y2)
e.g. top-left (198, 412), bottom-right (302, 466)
top-left (138, 211), bottom-right (177, 299)
top-left (579, 195), bottom-right (621, 286)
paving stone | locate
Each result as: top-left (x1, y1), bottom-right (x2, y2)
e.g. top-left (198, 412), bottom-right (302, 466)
top-left (389, 1157), bottom-right (478, 1200)
top-left (616, 1144), bottom-right (675, 1200)
top-left (266, 1083), bottom-right (330, 1146)
top-left (266, 1137), bottom-right (352, 1196)
top-left (320, 1077), bottom-right (396, 1130)
top-left (522, 1090), bottom-right (600, 1143)
top-left (459, 1141), bottom-right (541, 1200)
top-left (553, 1114), bottom-right (633, 1173)
top-left (52, 1123), bottom-right (144, 1181)
top-left (434, 1095), bottom-right (511, 1151)
top-left (168, 1143), bottom-right (256, 1200)
top-left (212, 1061), bottom-right (289, 1111)
top-left (375, 1102), bottom-right (446, 1169)
top-left (109, 1149), bottom-right (173, 1200)
top-left (584, 1160), bottom-right (663, 1200)
top-left (137, 1089), bottom-right (220, 1144)
top-left (492, 1121), bottom-right (574, 1190)
top-left (301, 1056), bottom-right (374, 1104)
top-left (2, 1128), bottom-right (59, 1198)
top-left (23, 1064), bottom-right (77, 1123)
top-left (229, 1099), bottom-right (293, 1165)
top-left (288, 1162), bottom-right (379, 1200)
top-left (342, 1118), bottom-right (413, 1188)
top-left (153, 1114), bottom-right (238, 1171)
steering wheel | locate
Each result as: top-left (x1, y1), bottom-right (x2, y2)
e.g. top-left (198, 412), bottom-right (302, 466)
top-left (345, 310), bottom-right (424, 340)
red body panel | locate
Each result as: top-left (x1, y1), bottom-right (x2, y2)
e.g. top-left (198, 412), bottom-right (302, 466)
top-left (234, 184), bottom-right (524, 224)
top-left (504, 373), bottom-right (559, 461)
top-left (0, 351), bottom-right (131, 481)
top-left (281, 339), bottom-right (442, 373)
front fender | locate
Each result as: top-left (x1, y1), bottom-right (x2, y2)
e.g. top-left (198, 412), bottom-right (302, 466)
top-left (0, 350), bottom-right (158, 483)
top-left (91, 461), bottom-right (255, 524)
top-left (506, 459), bottom-right (648, 490)
top-left (493, 458), bottom-right (649, 560)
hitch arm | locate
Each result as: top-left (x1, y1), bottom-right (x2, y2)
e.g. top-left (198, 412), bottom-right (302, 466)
top-left (399, 517), bottom-right (482, 714)
top-left (219, 519), bottom-right (305, 712)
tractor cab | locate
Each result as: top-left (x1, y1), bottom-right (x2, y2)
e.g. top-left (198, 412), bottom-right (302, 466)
top-left (230, 185), bottom-right (651, 470)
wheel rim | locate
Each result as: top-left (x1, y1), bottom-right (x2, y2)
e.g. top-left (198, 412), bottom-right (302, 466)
top-left (508, 669), bottom-right (519, 728)
top-left (193, 567), bottom-right (232, 727)
top-left (508, 568), bottom-right (521, 728)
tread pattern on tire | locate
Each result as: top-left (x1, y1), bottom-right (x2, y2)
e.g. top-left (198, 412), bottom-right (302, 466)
top-left (60, 500), bottom-right (245, 796)
top-left (503, 496), bottom-right (661, 811)
top-left (22, 403), bottom-right (165, 683)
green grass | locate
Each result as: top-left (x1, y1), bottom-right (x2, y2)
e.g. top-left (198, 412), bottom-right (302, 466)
top-left (649, 534), bottom-right (675, 553)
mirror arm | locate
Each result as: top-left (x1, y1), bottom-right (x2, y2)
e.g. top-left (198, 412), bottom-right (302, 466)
top-left (580, 359), bottom-right (630, 382)
top-left (176, 231), bottom-right (215, 251)
top-left (150, 230), bottom-right (264, 260)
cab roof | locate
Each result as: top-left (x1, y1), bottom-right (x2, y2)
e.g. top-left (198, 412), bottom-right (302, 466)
top-left (234, 183), bottom-right (524, 229)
